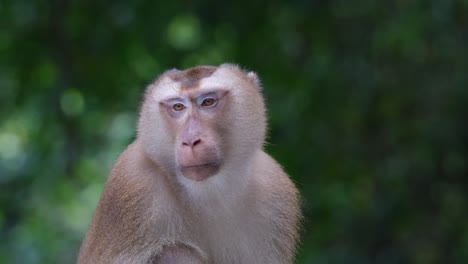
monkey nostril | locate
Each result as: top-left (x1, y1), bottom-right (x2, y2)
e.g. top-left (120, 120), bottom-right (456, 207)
top-left (192, 139), bottom-right (201, 147)
top-left (182, 139), bottom-right (201, 148)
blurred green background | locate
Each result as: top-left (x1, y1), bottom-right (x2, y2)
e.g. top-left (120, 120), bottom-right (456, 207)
top-left (1, 0), bottom-right (468, 263)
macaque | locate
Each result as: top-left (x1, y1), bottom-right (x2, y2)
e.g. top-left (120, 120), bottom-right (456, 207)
top-left (78, 64), bottom-right (302, 264)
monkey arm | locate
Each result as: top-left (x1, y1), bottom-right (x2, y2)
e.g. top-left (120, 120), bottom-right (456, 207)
top-left (78, 144), bottom-right (164, 263)
top-left (77, 146), bottom-right (152, 263)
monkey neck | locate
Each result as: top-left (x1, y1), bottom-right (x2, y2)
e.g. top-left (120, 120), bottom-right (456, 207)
top-left (175, 150), bottom-right (261, 213)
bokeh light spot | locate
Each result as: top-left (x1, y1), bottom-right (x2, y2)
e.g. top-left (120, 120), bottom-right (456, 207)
top-left (60, 89), bottom-right (85, 117)
top-left (0, 133), bottom-right (21, 160)
top-left (167, 15), bottom-right (201, 50)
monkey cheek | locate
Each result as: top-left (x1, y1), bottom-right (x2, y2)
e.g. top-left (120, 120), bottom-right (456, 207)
top-left (180, 164), bottom-right (220, 181)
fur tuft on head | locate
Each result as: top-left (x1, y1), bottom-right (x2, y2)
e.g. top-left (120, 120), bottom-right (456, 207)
top-left (247, 71), bottom-right (262, 91)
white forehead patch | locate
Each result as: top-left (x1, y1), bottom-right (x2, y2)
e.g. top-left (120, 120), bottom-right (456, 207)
top-left (197, 67), bottom-right (239, 92)
top-left (151, 76), bottom-right (181, 101)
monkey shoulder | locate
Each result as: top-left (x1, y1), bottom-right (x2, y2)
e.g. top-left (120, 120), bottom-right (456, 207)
top-left (255, 151), bottom-right (300, 204)
top-left (105, 141), bottom-right (185, 226)
top-left (252, 151), bottom-right (302, 260)
top-left (82, 143), bottom-right (186, 261)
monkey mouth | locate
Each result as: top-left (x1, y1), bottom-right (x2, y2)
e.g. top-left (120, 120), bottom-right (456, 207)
top-left (180, 162), bottom-right (220, 181)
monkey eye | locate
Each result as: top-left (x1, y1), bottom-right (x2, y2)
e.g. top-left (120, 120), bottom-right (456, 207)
top-left (201, 98), bottom-right (216, 107)
top-left (172, 103), bottom-right (186, 111)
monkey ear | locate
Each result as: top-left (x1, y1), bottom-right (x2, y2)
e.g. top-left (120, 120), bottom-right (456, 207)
top-left (247, 71), bottom-right (262, 92)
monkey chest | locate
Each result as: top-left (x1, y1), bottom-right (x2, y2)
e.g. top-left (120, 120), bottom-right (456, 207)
top-left (196, 213), bottom-right (282, 264)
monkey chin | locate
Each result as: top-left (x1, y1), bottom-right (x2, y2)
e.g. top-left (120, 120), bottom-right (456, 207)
top-left (180, 163), bottom-right (220, 181)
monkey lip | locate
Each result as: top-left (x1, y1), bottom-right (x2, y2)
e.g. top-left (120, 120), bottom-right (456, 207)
top-left (180, 162), bottom-right (220, 181)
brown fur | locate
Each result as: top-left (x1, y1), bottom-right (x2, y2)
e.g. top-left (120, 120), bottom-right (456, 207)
top-left (165, 66), bottom-right (217, 90)
top-left (78, 64), bottom-right (302, 264)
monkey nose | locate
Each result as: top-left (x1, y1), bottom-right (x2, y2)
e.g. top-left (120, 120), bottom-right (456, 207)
top-left (182, 138), bottom-right (202, 148)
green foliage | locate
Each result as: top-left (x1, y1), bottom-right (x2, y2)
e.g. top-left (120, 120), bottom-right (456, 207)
top-left (1, 1), bottom-right (468, 263)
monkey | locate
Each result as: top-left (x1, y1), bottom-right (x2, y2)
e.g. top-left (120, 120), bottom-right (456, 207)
top-left (77, 63), bottom-right (302, 264)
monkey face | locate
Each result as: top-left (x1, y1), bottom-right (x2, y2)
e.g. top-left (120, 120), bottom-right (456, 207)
top-left (159, 89), bottom-right (229, 181)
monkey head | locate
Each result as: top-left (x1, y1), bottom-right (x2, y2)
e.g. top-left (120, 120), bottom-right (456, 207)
top-left (137, 64), bottom-right (266, 182)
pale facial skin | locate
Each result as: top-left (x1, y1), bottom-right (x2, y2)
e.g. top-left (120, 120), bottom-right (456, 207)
top-left (159, 88), bottom-right (229, 181)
